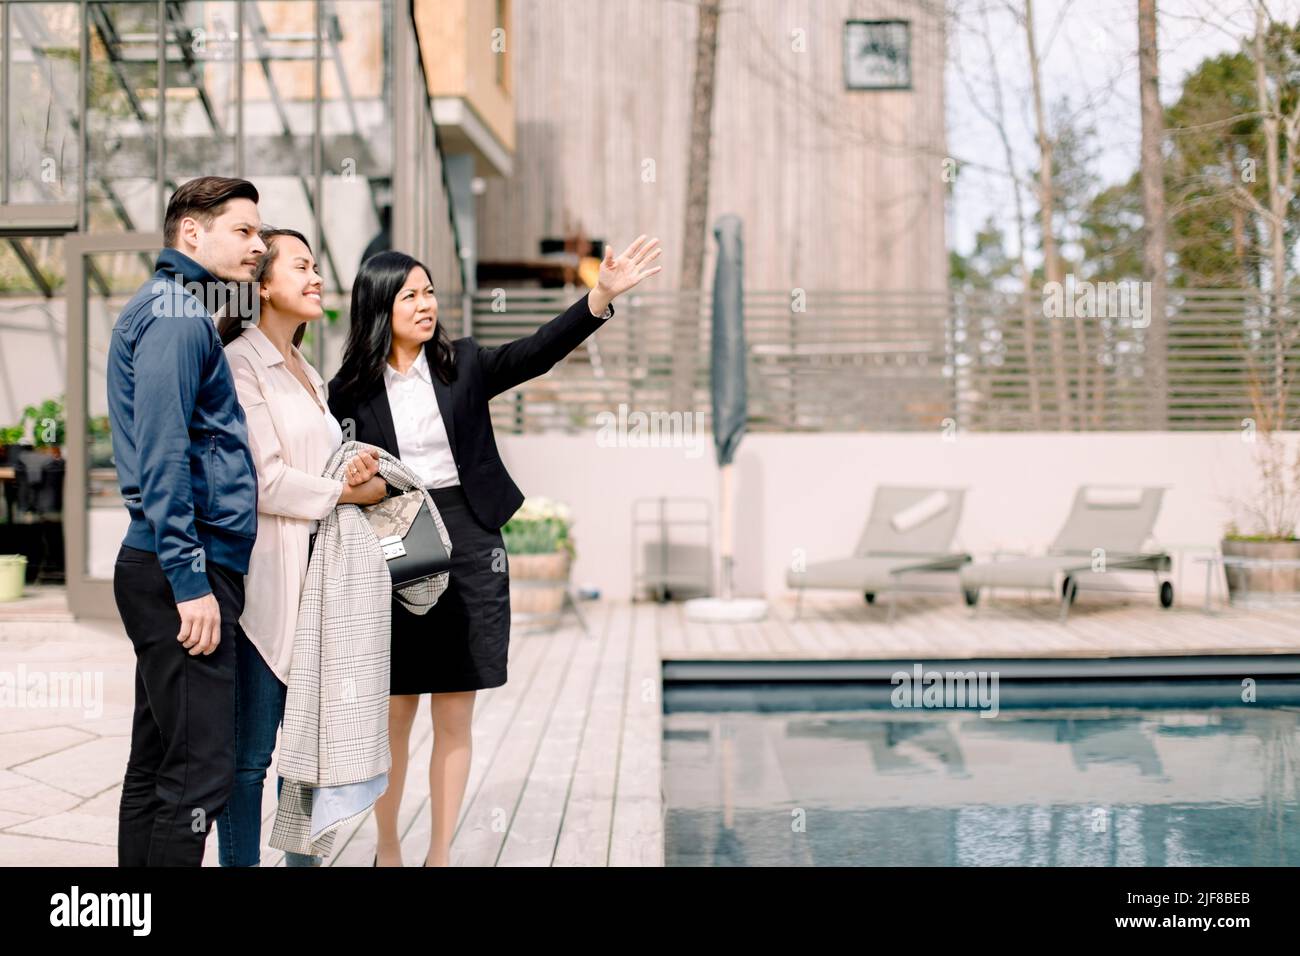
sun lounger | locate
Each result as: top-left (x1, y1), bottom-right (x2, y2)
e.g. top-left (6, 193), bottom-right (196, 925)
top-left (786, 486), bottom-right (971, 623)
top-left (959, 485), bottom-right (1173, 623)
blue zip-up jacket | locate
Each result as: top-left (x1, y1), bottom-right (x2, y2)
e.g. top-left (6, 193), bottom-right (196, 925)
top-left (106, 248), bottom-right (259, 603)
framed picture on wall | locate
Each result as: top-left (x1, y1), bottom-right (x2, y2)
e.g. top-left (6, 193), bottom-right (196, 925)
top-left (844, 19), bottom-right (911, 91)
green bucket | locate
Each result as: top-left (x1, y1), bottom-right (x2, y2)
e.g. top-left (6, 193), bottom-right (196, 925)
top-left (0, 555), bottom-right (27, 602)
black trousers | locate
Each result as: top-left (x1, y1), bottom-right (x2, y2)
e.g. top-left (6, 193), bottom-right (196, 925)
top-left (113, 544), bottom-right (243, 866)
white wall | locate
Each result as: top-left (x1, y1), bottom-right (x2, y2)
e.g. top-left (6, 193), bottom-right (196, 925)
top-left (72, 429), bottom-right (1282, 605)
top-left (497, 431), bottom-right (1284, 604)
top-left (0, 304), bottom-right (66, 429)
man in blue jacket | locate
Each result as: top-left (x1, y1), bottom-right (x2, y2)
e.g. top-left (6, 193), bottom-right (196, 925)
top-left (107, 176), bottom-right (265, 866)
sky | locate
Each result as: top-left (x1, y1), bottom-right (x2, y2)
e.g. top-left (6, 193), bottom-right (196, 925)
top-left (944, 0), bottom-right (1300, 259)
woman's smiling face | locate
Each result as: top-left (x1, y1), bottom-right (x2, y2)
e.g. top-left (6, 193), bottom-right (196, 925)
top-left (390, 266), bottom-right (437, 350)
top-left (260, 233), bottom-right (323, 322)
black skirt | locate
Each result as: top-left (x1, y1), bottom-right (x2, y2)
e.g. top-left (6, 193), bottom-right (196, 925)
top-left (389, 483), bottom-right (511, 694)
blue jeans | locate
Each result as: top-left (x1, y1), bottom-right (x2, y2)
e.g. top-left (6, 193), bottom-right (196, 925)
top-left (216, 626), bottom-right (321, 867)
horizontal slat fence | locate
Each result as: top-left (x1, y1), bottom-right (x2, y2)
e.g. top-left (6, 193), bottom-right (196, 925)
top-left (467, 288), bottom-right (1300, 434)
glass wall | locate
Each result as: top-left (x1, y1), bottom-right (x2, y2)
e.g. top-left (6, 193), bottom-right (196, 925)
top-left (78, 241), bottom-right (155, 584)
top-left (0, 0), bottom-right (401, 615)
top-left (85, 1), bottom-right (163, 232)
top-left (5, 2), bottom-right (81, 207)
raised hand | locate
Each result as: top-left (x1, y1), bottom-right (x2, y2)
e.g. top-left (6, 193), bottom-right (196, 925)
top-left (595, 235), bottom-right (663, 300)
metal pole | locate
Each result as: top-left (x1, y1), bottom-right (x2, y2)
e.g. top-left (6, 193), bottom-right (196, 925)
top-left (78, 0), bottom-right (88, 230)
top-left (313, 0), bottom-right (324, 368)
top-left (2, 0), bottom-right (10, 205)
top-left (313, 0), bottom-right (322, 250)
top-left (156, 0), bottom-right (166, 227)
top-left (235, 0), bottom-right (244, 177)
top-left (719, 462), bottom-right (733, 600)
top-left (391, 0), bottom-right (410, 254)
top-left (658, 497), bottom-right (667, 601)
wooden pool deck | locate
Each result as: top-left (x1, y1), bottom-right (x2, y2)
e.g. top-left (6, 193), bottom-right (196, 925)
top-left (240, 598), bottom-right (665, 867)
top-left (249, 591), bottom-right (1300, 867)
top-left (662, 591), bottom-right (1300, 660)
top-left (3, 588), bottom-right (1297, 866)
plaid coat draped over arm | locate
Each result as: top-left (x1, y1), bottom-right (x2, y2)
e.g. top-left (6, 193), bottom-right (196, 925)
top-left (269, 441), bottom-right (452, 857)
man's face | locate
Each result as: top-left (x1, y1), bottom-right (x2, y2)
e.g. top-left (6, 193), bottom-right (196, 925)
top-left (190, 198), bottom-right (265, 282)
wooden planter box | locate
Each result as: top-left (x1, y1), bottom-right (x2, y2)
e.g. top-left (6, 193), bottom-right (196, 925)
top-left (1221, 538), bottom-right (1300, 595)
top-left (509, 551), bottom-right (571, 619)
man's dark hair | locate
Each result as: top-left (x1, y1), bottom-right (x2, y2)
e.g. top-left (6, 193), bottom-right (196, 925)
top-left (163, 176), bottom-right (260, 247)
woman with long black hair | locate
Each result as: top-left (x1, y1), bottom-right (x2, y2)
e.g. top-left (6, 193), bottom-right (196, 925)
top-left (328, 236), bottom-right (661, 866)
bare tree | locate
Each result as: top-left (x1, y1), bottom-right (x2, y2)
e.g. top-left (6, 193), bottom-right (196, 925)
top-left (675, 0), bottom-right (722, 413)
top-left (1232, 2), bottom-right (1300, 542)
top-left (957, 0), bottom-right (1044, 428)
top-left (1231, 2), bottom-right (1300, 435)
top-left (1139, 0), bottom-right (1170, 428)
top-left (1023, 0), bottom-right (1076, 429)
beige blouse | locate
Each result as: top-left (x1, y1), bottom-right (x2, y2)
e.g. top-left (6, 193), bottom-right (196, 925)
top-left (225, 325), bottom-right (345, 683)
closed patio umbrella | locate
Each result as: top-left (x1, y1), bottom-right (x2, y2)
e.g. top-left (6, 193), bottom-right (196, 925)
top-left (686, 214), bottom-right (767, 622)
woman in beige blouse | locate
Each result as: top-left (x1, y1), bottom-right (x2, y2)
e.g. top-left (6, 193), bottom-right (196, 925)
top-left (213, 227), bottom-right (387, 866)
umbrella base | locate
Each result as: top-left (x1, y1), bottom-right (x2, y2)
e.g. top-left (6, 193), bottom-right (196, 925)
top-left (684, 597), bottom-right (768, 622)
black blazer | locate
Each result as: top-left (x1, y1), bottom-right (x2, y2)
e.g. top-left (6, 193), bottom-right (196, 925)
top-left (327, 290), bottom-right (614, 531)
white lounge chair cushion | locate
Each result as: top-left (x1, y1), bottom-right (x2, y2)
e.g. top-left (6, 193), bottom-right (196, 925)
top-left (889, 490), bottom-right (950, 533)
top-left (960, 555), bottom-right (1091, 590)
top-left (789, 556), bottom-right (947, 591)
top-left (1084, 486), bottom-right (1143, 507)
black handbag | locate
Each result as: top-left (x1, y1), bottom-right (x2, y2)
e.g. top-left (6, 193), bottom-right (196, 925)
top-left (359, 485), bottom-right (452, 589)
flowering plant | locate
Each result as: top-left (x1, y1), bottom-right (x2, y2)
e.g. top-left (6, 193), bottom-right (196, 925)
top-left (501, 496), bottom-right (575, 559)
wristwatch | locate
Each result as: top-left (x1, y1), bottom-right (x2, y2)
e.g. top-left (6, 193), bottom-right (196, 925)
top-left (590, 298), bottom-right (614, 320)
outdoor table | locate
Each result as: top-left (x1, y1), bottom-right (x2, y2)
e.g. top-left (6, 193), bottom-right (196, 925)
top-left (1195, 553), bottom-right (1300, 611)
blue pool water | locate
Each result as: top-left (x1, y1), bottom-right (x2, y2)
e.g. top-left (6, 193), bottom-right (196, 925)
top-left (663, 681), bottom-right (1300, 866)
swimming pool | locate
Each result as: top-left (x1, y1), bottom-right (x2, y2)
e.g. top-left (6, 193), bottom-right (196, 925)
top-left (663, 676), bottom-right (1300, 866)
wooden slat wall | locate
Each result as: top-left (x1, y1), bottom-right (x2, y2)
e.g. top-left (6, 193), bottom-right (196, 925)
top-left (471, 288), bottom-right (1300, 433)
top-left (475, 0), bottom-right (947, 293)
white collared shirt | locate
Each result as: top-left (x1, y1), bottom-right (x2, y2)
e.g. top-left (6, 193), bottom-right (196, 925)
top-left (384, 348), bottom-right (460, 489)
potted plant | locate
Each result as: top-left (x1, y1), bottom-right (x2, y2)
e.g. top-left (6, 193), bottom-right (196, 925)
top-left (1221, 437), bottom-right (1300, 596)
top-left (0, 554), bottom-right (26, 602)
top-left (502, 496), bottom-right (575, 619)
top-left (88, 415), bottom-right (114, 468)
top-left (22, 396), bottom-right (66, 458)
top-left (0, 424), bottom-right (28, 465)
top-left (1222, 338), bottom-right (1300, 595)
